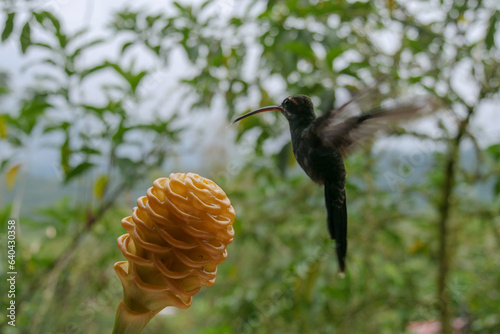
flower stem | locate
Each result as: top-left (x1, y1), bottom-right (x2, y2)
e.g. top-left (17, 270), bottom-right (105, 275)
top-left (112, 301), bottom-right (156, 334)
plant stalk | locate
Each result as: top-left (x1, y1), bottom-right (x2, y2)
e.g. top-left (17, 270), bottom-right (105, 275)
top-left (112, 301), bottom-right (156, 334)
top-left (437, 108), bottom-right (473, 334)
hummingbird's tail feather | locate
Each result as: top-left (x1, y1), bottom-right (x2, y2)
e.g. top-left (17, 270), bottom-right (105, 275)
top-left (325, 181), bottom-right (348, 274)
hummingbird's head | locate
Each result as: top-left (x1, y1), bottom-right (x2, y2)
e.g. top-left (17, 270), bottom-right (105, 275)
top-left (230, 95), bottom-right (315, 125)
top-left (280, 95), bottom-right (315, 122)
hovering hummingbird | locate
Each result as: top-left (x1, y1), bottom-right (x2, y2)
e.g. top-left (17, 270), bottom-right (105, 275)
top-left (231, 92), bottom-right (427, 274)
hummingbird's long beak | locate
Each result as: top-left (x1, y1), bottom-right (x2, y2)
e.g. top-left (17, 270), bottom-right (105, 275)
top-left (230, 105), bottom-right (282, 125)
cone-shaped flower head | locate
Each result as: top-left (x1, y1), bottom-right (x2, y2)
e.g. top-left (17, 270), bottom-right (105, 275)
top-left (114, 173), bottom-right (235, 333)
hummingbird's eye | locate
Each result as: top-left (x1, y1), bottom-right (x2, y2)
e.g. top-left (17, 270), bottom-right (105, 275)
top-left (283, 98), bottom-right (296, 112)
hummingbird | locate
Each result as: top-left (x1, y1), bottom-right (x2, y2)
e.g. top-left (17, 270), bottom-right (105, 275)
top-left (231, 92), bottom-right (426, 274)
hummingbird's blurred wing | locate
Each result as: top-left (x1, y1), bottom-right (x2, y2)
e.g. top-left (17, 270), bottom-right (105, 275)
top-left (311, 104), bottom-right (428, 158)
top-left (319, 87), bottom-right (379, 123)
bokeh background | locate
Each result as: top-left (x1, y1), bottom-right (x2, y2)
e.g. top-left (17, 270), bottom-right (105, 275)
top-left (0, 0), bottom-right (499, 333)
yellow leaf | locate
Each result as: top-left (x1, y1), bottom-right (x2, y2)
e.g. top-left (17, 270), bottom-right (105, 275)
top-left (387, 0), bottom-right (394, 12)
top-left (6, 164), bottom-right (21, 190)
top-left (408, 239), bottom-right (426, 254)
top-left (0, 115), bottom-right (7, 138)
top-left (94, 175), bottom-right (109, 199)
top-left (288, 143), bottom-right (296, 168)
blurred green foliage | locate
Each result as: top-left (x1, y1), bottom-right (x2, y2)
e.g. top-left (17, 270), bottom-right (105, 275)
top-left (1, 0), bottom-right (500, 333)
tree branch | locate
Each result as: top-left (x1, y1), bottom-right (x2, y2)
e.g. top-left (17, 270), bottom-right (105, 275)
top-left (437, 106), bottom-right (474, 334)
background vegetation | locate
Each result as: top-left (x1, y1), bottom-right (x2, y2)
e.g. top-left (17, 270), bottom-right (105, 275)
top-left (1, 0), bottom-right (499, 333)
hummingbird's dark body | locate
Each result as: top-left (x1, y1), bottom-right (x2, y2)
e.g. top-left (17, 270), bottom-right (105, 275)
top-left (294, 132), bottom-right (348, 272)
top-left (232, 93), bottom-right (425, 274)
top-left (284, 95), bottom-right (348, 272)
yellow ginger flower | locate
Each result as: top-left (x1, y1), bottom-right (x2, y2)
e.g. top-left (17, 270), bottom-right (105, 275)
top-left (113, 173), bottom-right (235, 334)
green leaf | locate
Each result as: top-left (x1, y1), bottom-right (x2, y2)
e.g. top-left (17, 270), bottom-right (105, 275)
top-left (406, 38), bottom-right (424, 53)
top-left (56, 31), bottom-right (68, 48)
top-left (121, 41), bottom-right (135, 54)
top-left (0, 115), bottom-right (7, 138)
top-left (33, 12), bottom-right (45, 26)
top-left (486, 144), bottom-right (500, 162)
top-left (0, 204), bottom-right (12, 227)
top-left (173, 1), bottom-right (190, 16)
top-left (1, 12), bottom-right (15, 42)
top-left (186, 46), bottom-right (199, 63)
top-left (494, 179), bottom-right (500, 196)
top-left (70, 28), bottom-right (88, 41)
top-left (283, 41), bottom-right (315, 60)
top-left (109, 62), bottom-right (148, 93)
top-left (1, 158), bottom-right (11, 172)
top-left (383, 262), bottom-right (405, 286)
top-left (20, 100), bottom-right (52, 118)
top-left (151, 45), bottom-right (161, 55)
top-left (64, 162), bottom-right (94, 183)
top-left (409, 75), bottom-right (423, 84)
top-left (112, 122), bottom-right (129, 145)
top-left (80, 146), bottom-right (100, 155)
top-left (79, 63), bottom-right (110, 81)
top-left (20, 21), bottom-right (31, 53)
top-left (61, 134), bottom-right (71, 173)
top-left (70, 39), bottom-right (105, 60)
top-left (275, 142), bottom-right (293, 176)
top-left (43, 11), bottom-right (61, 31)
top-left (485, 11), bottom-right (499, 50)
top-left (116, 157), bottom-right (137, 175)
top-left (32, 42), bottom-right (54, 50)
top-left (14, 96), bottom-right (52, 134)
top-left (33, 11), bottom-right (61, 32)
top-left (44, 121), bottom-right (70, 133)
top-left (230, 17), bottom-right (243, 26)
top-left (128, 71), bottom-right (147, 93)
top-left (287, 0), bottom-right (300, 11)
top-left (145, 14), bottom-right (162, 27)
top-left (325, 47), bottom-right (343, 70)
